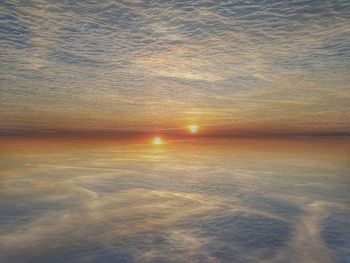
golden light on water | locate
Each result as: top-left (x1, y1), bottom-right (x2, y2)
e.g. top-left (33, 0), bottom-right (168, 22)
top-left (152, 136), bottom-right (163, 145)
top-left (188, 125), bottom-right (199, 134)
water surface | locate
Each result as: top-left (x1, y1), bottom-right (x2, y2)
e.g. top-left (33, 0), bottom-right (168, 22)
top-left (0, 137), bottom-right (349, 263)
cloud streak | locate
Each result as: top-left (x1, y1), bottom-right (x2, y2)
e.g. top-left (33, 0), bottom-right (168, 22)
top-left (0, 0), bottom-right (350, 134)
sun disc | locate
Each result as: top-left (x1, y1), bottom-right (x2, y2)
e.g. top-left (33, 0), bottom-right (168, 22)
top-left (188, 125), bottom-right (199, 134)
top-left (152, 136), bottom-right (163, 145)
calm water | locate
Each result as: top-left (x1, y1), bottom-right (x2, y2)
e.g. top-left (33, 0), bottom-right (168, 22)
top-left (0, 137), bottom-right (349, 263)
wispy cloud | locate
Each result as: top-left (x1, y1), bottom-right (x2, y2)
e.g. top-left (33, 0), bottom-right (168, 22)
top-left (1, 0), bottom-right (349, 134)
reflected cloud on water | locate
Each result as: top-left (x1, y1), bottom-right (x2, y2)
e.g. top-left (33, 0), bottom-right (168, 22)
top-left (0, 138), bottom-right (349, 263)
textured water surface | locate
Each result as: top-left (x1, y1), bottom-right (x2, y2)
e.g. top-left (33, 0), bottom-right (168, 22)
top-left (0, 137), bottom-right (349, 263)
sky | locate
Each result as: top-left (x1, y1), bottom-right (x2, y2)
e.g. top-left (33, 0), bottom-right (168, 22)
top-left (0, 0), bottom-right (349, 136)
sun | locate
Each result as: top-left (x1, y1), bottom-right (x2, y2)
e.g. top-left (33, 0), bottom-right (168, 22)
top-left (188, 125), bottom-right (199, 134)
top-left (152, 136), bottom-right (163, 145)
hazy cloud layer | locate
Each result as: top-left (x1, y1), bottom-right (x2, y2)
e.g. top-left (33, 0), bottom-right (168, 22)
top-left (1, 0), bottom-right (350, 133)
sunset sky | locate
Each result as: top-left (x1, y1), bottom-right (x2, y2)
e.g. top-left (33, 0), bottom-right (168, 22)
top-left (1, 0), bottom-right (349, 136)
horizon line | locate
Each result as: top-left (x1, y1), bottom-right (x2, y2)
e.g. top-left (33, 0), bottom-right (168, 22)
top-left (1, 128), bottom-right (349, 139)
